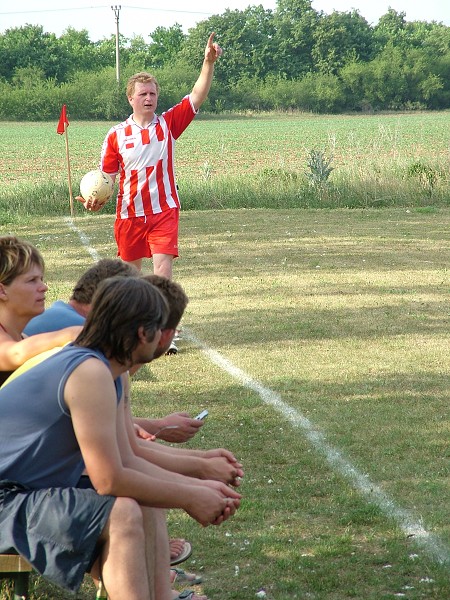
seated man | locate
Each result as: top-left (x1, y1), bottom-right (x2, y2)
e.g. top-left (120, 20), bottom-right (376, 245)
top-left (7, 269), bottom-right (244, 588)
top-left (16, 261), bottom-right (234, 575)
top-left (0, 276), bottom-right (241, 600)
top-left (25, 258), bottom-right (204, 444)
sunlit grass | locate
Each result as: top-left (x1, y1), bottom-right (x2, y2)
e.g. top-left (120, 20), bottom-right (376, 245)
top-left (0, 207), bottom-right (448, 599)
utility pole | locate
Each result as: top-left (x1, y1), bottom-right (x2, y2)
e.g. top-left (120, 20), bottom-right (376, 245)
top-left (111, 5), bottom-right (121, 83)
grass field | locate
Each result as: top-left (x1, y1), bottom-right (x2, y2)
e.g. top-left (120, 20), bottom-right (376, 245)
top-left (0, 206), bottom-right (448, 599)
top-left (1, 111), bottom-right (450, 219)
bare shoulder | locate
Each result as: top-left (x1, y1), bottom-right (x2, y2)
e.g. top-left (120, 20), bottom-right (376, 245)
top-left (65, 356), bottom-right (116, 407)
top-left (71, 355), bottom-right (111, 376)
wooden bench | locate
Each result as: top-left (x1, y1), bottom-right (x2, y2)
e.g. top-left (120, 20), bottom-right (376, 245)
top-left (0, 553), bottom-right (32, 600)
top-left (0, 553), bottom-right (107, 599)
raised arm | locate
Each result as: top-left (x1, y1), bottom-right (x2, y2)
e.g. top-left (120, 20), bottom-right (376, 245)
top-left (190, 32), bottom-right (223, 111)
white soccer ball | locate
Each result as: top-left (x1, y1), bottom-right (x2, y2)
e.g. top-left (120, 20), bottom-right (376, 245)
top-left (79, 169), bottom-right (114, 206)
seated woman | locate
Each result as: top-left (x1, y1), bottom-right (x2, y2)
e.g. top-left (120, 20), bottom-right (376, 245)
top-left (0, 235), bottom-right (81, 385)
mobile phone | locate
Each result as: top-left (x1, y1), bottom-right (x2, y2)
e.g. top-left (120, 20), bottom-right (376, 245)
top-left (194, 409), bottom-right (209, 420)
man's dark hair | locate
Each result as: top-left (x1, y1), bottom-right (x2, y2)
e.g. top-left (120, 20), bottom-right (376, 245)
top-left (141, 275), bottom-right (188, 330)
top-left (76, 277), bottom-right (168, 364)
top-left (71, 259), bottom-right (138, 304)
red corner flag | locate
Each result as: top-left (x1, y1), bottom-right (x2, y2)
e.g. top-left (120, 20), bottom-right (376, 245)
top-left (56, 104), bottom-right (74, 216)
top-left (57, 104), bottom-right (69, 134)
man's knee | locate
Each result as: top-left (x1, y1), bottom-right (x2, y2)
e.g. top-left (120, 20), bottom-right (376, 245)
top-left (108, 497), bottom-right (145, 537)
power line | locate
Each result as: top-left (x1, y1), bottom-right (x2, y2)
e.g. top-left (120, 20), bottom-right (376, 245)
top-left (125, 5), bottom-right (211, 16)
top-left (0, 7), bottom-right (111, 16)
top-left (0, 5), bottom-right (212, 17)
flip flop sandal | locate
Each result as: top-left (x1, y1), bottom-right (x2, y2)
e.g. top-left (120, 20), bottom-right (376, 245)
top-left (170, 541), bottom-right (192, 566)
top-left (171, 567), bottom-right (203, 585)
top-left (173, 591), bottom-right (203, 600)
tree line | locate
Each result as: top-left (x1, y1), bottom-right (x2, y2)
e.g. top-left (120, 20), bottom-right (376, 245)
top-left (1, 0), bottom-right (450, 119)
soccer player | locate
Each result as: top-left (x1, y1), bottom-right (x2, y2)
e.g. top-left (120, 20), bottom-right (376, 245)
top-left (79, 33), bottom-right (223, 354)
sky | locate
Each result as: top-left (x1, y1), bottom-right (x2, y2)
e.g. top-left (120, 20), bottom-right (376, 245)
top-left (0, 1), bottom-right (449, 42)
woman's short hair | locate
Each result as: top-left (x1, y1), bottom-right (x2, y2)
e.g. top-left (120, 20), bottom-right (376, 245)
top-left (0, 236), bottom-right (45, 286)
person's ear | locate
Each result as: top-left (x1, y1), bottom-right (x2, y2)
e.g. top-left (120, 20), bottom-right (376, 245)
top-left (0, 283), bottom-right (8, 301)
top-left (137, 325), bottom-right (147, 343)
top-left (159, 328), bottom-right (175, 347)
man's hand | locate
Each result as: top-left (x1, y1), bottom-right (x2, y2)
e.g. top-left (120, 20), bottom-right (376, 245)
top-left (134, 423), bottom-right (155, 441)
top-left (200, 456), bottom-right (244, 487)
top-left (203, 448), bottom-right (244, 484)
top-left (185, 482), bottom-right (241, 527)
top-left (148, 412), bottom-right (204, 443)
top-left (204, 32), bottom-right (223, 63)
top-left (75, 195), bottom-right (106, 212)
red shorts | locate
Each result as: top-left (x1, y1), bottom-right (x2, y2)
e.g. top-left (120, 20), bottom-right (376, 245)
top-left (114, 209), bottom-right (179, 262)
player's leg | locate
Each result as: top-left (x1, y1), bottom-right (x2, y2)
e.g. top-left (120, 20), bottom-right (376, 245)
top-left (125, 257), bottom-right (143, 272)
top-left (148, 208), bottom-right (179, 281)
top-left (99, 497), bottom-right (152, 600)
top-left (149, 209), bottom-right (180, 351)
top-left (152, 253), bottom-right (174, 279)
top-left (114, 217), bottom-right (151, 274)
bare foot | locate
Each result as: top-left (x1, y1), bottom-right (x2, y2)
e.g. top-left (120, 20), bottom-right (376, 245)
top-left (169, 538), bottom-right (186, 559)
top-left (171, 567), bottom-right (202, 585)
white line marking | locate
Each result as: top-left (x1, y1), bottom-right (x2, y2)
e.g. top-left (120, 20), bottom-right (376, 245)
top-left (65, 220), bottom-right (450, 567)
top-left (185, 329), bottom-right (450, 567)
top-left (64, 217), bottom-right (101, 261)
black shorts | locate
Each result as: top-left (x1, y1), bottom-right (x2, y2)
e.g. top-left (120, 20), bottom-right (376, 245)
top-left (0, 480), bottom-right (115, 592)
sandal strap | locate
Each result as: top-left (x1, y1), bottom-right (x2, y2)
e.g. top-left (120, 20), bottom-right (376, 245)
top-left (175, 591), bottom-right (194, 600)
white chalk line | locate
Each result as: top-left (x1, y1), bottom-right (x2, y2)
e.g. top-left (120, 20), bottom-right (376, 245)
top-left (66, 217), bottom-right (450, 567)
top-left (64, 217), bottom-right (101, 262)
top-left (183, 335), bottom-right (450, 567)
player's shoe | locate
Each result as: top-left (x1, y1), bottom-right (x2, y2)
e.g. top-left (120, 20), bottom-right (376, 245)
top-left (166, 340), bottom-right (178, 355)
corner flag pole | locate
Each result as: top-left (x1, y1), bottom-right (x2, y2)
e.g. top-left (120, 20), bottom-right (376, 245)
top-left (64, 127), bottom-right (74, 217)
top-left (57, 104), bottom-right (74, 217)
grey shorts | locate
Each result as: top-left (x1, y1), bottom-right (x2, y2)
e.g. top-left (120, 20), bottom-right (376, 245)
top-left (0, 480), bottom-right (115, 592)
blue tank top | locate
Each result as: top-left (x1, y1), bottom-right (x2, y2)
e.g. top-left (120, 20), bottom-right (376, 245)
top-left (0, 344), bottom-right (122, 489)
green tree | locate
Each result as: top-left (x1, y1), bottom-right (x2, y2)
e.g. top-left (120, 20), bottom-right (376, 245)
top-left (57, 27), bottom-right (102, 77)
top-left (0, 24), bottom-right (68, 82)
top-left (429, 52), bottom-right (450, 107)
top-left (373, 7), bottom-right (407, 49)
top-left (146, 24), bottom-right (186, 68)
top-left (272, 0), bottom-right (318, 78)
top-left (95, 34), bottom-right (129, 71)
top-left (312, 10), bottom-right (375, 74)
top-left (178, 6), bottom-right (276, 87)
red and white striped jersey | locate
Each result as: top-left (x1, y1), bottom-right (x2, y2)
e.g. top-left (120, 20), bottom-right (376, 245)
top-left (100, 95), bottom-right (196, 219)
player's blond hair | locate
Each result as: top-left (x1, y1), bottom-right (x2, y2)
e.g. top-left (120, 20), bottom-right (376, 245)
top-left (126, 72), bottom-right (160, 98)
